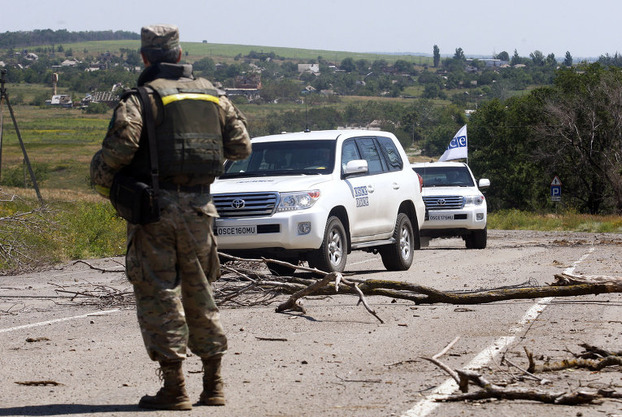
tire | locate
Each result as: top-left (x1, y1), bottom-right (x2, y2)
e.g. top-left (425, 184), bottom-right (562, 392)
top-left (307, 216), bottom-right (348, 273)
top-left (380, 213), bottom-right (414, 271)
top-left (465, 227), bottom-right (487, 249)
top-left (266, 261), bottom-right (298, 276)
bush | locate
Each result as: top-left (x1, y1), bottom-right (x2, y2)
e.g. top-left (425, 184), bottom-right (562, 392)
top-left (83, 102), bottom-right (111, 114)
top-left (1, 162), bottom-right (49, 188)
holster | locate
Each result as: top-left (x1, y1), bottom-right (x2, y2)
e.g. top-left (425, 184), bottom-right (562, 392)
top-left (110, 173), bottom-right (160, 225)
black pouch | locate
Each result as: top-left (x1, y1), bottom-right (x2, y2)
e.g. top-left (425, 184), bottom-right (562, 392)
top-left (110, 174), bottom-right (160, 225)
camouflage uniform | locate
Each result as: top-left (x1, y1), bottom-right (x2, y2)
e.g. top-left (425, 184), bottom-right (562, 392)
top-left (90, 25), bottom-right (251, 365)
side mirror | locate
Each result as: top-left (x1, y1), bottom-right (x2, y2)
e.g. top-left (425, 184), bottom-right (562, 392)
top-left (478, 178), bottom-right (490, 188)
top-left (343, 159), bottom-right (368, 176)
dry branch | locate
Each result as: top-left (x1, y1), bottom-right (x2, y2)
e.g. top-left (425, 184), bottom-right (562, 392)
top-left (525, 346), bottom-right (622, 373)
top-left (275, 272), bottom-right (336, 314)
top-left (448, 370), bottom-right (600, 405)
top-left (71, 259), bottom-right (125, 273)
top-left (425, 340), bottom-right (607, 406)
top-left (50, 282), bottom-right (134, 307)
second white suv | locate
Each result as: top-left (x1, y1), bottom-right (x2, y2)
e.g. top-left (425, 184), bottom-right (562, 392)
top-left (411, 162), bottom-right (490, 249)
top-left (211, 130), bottom-right (426, 274)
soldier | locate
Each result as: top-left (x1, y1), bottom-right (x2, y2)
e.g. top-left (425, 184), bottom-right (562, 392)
top-left (90, 24), bottom-right (251, 410)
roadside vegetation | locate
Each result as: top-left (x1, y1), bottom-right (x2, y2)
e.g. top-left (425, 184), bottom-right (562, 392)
top-left (2, 192), bottom-right (620, 275)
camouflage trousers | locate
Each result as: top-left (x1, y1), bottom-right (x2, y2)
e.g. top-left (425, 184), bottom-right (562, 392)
top-left (125, 191), bottom-right (227, 362)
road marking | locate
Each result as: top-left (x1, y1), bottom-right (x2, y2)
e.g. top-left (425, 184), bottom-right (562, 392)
top-left (0, 309), bottom-right (121, 334)
top-left (402, 247), bottom-right (594, 417)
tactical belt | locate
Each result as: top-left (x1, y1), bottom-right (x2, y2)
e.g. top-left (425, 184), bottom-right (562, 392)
top-left (160, 183), bottom-right (210, 194)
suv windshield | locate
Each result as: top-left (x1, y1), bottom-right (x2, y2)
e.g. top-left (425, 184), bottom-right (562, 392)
top-left (221, 140), bottom-right (336, 178)
top-left (413, 166), bottom-right (474, 187)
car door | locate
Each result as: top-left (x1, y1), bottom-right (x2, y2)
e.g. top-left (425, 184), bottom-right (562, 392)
top-left (342, 137), bottom-right (393, 240)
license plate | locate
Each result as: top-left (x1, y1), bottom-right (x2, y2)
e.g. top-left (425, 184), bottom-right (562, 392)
top-left (217, 226), bottom-right (257, 236)
top-left (429, 214), bottom-right (454, 221)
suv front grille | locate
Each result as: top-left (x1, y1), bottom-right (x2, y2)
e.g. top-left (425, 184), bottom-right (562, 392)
top-left (423, 195), bottom-right (464, 210)
top-left (213, 193), bottom-right (278, 218)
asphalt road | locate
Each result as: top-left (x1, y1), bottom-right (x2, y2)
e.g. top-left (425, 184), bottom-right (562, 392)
top-left (1, 230), bottom-right (621, 417)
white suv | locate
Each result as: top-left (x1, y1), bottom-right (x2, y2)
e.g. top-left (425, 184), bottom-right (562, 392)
top-left (411, 162), bottom-right (490, 249)
top-left (211, 130), bottom-right (426, 274)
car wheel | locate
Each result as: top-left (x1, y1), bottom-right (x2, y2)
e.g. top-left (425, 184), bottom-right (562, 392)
top-left (266, 260), bottom-right (298, 276)
top-left (307, 216), bottom-right (347, 273)
top-left (380, 213), bottom-right (414, 271)
top-left (466, 227), bottom-right (487, 249)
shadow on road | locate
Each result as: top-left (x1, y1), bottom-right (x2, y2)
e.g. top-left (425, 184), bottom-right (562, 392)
top-left (0, 403), bottom-right (140, 416)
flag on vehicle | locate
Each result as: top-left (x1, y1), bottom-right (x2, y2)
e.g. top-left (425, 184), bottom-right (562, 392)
top-left (439, 125), bottom-right (467, 161)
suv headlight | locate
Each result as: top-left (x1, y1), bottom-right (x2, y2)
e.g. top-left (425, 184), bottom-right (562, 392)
top-left (277, 190), bottom-right (321, 212)
top-left (464, 195), bottom-right (485, 206)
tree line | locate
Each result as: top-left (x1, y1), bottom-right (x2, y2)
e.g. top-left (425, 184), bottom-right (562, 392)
top-left (469, 64), bottom-right (622, 215)
top-left (0, 29), bottom-right (139, 49)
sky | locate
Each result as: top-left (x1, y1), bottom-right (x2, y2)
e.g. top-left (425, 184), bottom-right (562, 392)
top-left (3, 0), bottom-right (620, 59)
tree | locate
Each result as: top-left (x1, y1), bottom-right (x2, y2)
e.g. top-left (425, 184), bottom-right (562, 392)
top-left (393, 59), bottom-right (414, 74)
top-left (433, 45), bottom-right (440, 68)
top-left (545, 53), bottom-right (556, 67)
top-left (535, 64), bottom-right (622, 213)
top-left (193, 57), bottom-right (216, 76)
top-left (511, 49), bottom-right (522, 66)
top-left (496, 51), bottom-right (510, 62)
top-left (530, 50), bottom-right (545, 66)
top-left (260, 79), bottom-right (301, 103)
top-left (453, 48), bottom-right (466, 61)
top-left (468, 96), bottom-right (547, 211)
top-left (564, 51), bottom-right (573, 67)
top-left (355, 59), bottom-right (369, 74)
top-left (340, 57), bottom-right (355, 73)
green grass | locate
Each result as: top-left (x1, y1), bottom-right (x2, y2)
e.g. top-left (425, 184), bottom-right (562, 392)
top-left (488, 209), bottom-right (622, 233)
top-left (0, 192), bottom-right (125, 273)
top-left (1, 105), bottom-right (110, 193)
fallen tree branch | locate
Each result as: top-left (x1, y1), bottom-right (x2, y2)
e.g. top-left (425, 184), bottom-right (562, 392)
top-left (275, 272), bottom-right (337, 314)
top-left (447, 370), bottom-right (600, 405)
top-left (423, 340), bottom-right (609, 406)
top-left (52, 253), bottom-right (622, 313)
top-left (71, 259), bottom-right (124, 273)
top-left (525, 346), bottom-right (622, 373)
top-left (578, 342), bottom-right (622, 358)
top-left (553, 272), bottom-right (622, 286)
top-left (339, 276), bottom-right (384, 324)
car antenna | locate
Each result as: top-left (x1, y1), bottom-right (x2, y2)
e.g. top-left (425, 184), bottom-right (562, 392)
top-left (304, 101), bottom-right (310, 132)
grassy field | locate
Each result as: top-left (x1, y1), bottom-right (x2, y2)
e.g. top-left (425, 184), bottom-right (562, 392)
top-left (0, 105), bottom-right (109, 193)
top-left (55, 39), bottom-right (434, 66)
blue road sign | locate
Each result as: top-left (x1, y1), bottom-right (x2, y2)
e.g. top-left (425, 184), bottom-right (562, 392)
top-left (551, 176), bottom-right (561, 201)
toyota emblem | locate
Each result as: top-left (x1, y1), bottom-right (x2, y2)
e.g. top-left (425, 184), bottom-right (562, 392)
top-left (437, 198), bottom-right (446, 205)
top-left (231, 198), bottom-right (246, 209)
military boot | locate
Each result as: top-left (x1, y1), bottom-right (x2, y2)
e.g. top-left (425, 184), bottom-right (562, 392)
top-left (138, 360), bottom-right (192, 410)
top-left (198, 357), bottom-right (225, 406)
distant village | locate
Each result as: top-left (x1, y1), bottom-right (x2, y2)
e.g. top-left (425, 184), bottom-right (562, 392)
top-left (0, 45), bottom-right (521, 110)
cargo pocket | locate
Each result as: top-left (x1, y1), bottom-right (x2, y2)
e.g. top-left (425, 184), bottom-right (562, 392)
top-left (206, 228), bottom-right (221, 283)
